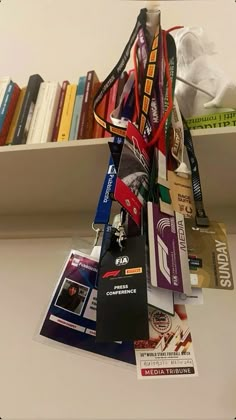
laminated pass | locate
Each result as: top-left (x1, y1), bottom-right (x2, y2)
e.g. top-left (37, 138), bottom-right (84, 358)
top-left (39, 249), bottom-right (135, 365)
top-left (147, 202), bottom-right (192, 295)
top-left (181, 121), bottom-right (233, 290)
top-left (96, 233), bottom-right (149, 342)
top-left (135, 305), bottom-right (198, 379)
top-left (185, 220), bottom-right (234, 290)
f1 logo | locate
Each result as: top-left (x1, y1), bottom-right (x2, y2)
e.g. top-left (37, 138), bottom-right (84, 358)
top-left (157, 235), bottom-right (171, 284)
top-left (102, 270), bottom-right (121, 279)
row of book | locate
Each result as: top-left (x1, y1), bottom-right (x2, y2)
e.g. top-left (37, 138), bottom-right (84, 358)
top-left (0, 71), bottom-right (128, 146)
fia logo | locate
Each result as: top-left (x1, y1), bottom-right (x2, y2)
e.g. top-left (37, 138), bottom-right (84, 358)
top-left (115, 256), bottom-right (129, 266)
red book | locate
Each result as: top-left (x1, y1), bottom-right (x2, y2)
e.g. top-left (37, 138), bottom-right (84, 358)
top-left (104, 79), bottom-right (119, 137)
top-left (77, 70), bottom-right (99, 140)
top-left (115, 71), bottom-right (128, 114)
top-left (51, 80), bottom-right (69, 142)
top-left (92, 81), bottom-right (109, 138)
top-left (0, 82), bottom-right (20, 146)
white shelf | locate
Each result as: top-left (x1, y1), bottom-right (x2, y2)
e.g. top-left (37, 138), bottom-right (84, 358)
top-left (0, 138), bottom-right (110, 215)
top-left (191, 127), bottom-right (236, 216)
top-left (0, 128), bottom-right (235, 237)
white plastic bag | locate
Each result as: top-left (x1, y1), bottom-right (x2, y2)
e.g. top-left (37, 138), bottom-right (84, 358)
top-left (174, 27), bottom-right (236, 118)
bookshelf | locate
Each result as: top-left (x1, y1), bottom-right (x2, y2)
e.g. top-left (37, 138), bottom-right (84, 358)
top-left (0, 127), bottom-right (235, 238)
top-left (1, 1), bottom-right (236, 420)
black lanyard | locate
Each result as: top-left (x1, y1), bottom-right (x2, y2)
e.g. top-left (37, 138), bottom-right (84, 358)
top-left (183, 120), bottom-right (209, 227)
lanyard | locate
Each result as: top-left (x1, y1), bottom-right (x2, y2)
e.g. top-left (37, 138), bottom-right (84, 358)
top-left (94, 137), bottom-right (123, 225)
top-left (93, 9), bottom-right (177, 231)
top-left (183, 119), bottom-right (209, 227)
top-left (93, 8), bottom-right (147, 138)
top-left (135, 27), bottom-right (160, 136)
top-left (94, 8), bottom-right (161, 143)
top-left (153, 31), bottom-right (177, 208)
top-left (138, 27), bottom-right (160, 138)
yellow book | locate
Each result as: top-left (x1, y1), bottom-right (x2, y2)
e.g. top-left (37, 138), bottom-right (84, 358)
top-left (57, 84), bottom-right (77, 141)
top-left (6, 87), bottom-right (26, 145)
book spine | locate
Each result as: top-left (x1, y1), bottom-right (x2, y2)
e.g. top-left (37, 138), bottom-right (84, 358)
top-left (104, 79), bottom-right (119, 137)
top-left (6, 87), bottom-right (26, 145)
top-left (0, 77), bottom-right (11, 108)
top-left (26, 82), bottom-right (48, 144)
top-left (69, 76), bottom-right (86, 140)
top-left (12, 74), bottom-right (44, 144)
top-left (40, 83), bottom-right (61, 143)
top-left (93, 82), bottom-right (109, 138)
top-left (0, 83), bottom-right (20, 146)
top-left (77, 71), bottom-right (98, 139)
top-left (84, 73), bottom-right (99, 139)
top-left (51, 80), bottom-right (69, 141)
top-left (0, 81), bottom-right (14, 131)
top-left (187, 111), bottom-right (236, 129)
top-left (57, 84), bottom-right (77, 141)
top-left (116, 71), bottom-right (128, 110)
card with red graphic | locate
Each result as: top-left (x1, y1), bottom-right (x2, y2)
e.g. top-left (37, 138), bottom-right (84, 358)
top-left (114, 122), bottom-right (150, 226)
top-left (135, 305), bottom-right (198, 379)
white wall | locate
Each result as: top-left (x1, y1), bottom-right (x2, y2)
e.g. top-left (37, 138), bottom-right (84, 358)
top-left (0, 235), bottom-right (236, 419)
top-left (0, 0), bottom-right (235, 86)
top-left (0, 1), bottom-right (236, 419)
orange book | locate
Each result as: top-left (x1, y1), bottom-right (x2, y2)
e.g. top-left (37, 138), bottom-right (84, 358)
top-left (92, 82), bottom-right (109, 138)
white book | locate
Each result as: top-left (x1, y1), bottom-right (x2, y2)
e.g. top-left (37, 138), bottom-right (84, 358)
top-left (40, 82), bottom-right (61, 143)
top-left (0, 76), bottom-right (11, 108)
top-left (26, 82), bottom-right (49, 144)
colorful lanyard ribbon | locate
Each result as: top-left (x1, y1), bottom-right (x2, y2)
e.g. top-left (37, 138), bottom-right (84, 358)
top-left (93, 8), bottom-right (147, 138)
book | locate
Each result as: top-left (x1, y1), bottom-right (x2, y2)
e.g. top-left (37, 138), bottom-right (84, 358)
top-left (0, 77), bottom-right (11, 108)
top-left (51, 80), bottom-right (69, 141)
top-left (27, 82), bottom-right (61, 144)
top-left (186, 111), bottom-right (236, 130)
top-left (26, 82), bottom-right (49, 144)
top-left (104, 71), bottom-right (128, 138)
top-left (116, 71), bottom-right (128, 113)
top-left (0, 82), bottom-right (21, 146)
top-left (0, 81), bottom-right (14, 131)
top-left (57, 84), bottom-right (77, 141)
top-left (92, 81), bottom-right (109, 138)
top-left (77, 70), bottom-right (99, 139)
top-left (40, 82), bottom-right (61, 143)
top-left (69, 76), bottom-right (86, 140)
top-left (104, 78), bottom-right (119, 137)
top-left (12, 74), bottom-right (43, 144)
top-left (6, 87), bottom-right (26, 145)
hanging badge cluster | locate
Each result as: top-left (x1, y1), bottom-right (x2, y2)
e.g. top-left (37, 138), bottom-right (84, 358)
top-left (92, 7), bottom-right (234, 379)
top-left (40, 7), bottom-right (234, 379)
